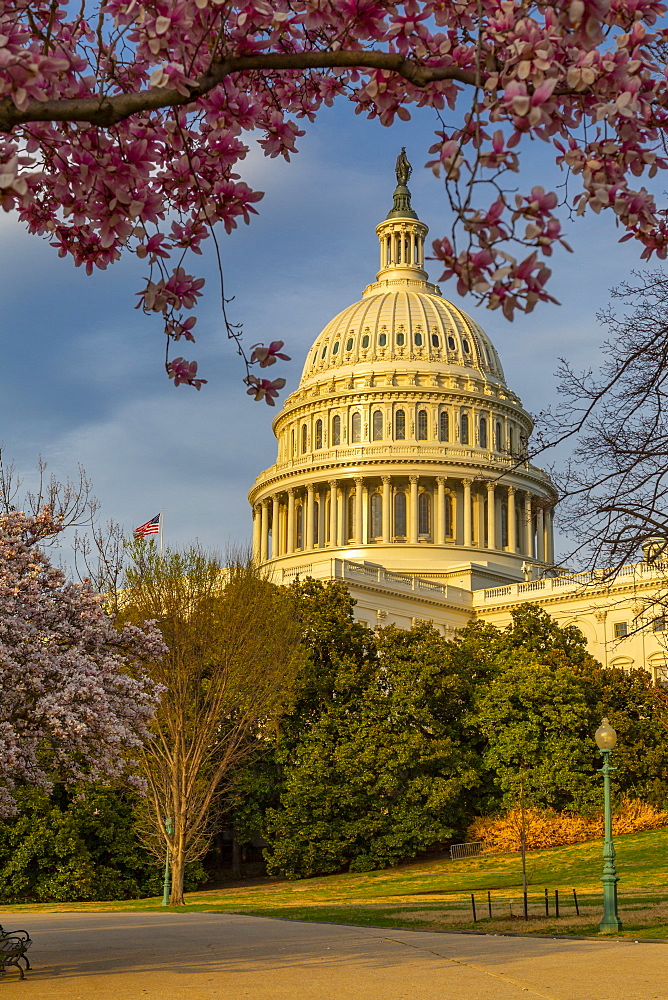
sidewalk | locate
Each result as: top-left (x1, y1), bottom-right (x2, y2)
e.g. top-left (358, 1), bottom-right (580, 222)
top-left (1, 911), bottom-right (666, 999)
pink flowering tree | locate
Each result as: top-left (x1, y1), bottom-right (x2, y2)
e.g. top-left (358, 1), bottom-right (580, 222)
top-left (0, 509), bottom-right (165, 816)
top-left (1, 1), bottom-right (668, 398)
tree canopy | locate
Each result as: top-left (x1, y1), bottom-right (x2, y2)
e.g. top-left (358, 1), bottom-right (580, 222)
top-left (2, 1), bottom-right (668, 393)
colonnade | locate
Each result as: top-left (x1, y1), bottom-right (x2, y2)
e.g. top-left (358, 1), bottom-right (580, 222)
top-left (253, 475), bottom-right (554, 564)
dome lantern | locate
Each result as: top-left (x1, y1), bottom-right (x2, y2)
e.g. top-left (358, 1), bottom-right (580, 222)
top-left (370, 149), bottom-right (430, 290)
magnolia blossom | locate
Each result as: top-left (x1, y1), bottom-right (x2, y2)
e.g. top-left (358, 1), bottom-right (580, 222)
top-left (1, 0), bottom-right (668, 391)
top-left (0, 510), bottom-right (165, 815)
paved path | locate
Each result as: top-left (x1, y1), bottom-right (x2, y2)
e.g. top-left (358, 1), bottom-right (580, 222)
top-left (0, 911), bottom-right (666, 999)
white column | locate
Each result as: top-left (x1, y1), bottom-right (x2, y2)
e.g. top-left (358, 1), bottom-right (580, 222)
top-left (536, 505), bottom-right (545, 562)
top-left (546, 507), bottom-right (554, 564)
top-left (463, 479), bottom-right (472, 547)
top-left (382, 476), bottom-right (391, 543)
top-left (305, 484), bottom-right (315, 550)
top-left (355, 477), bottom-right (364, 543)
top-left (252, 504), bottom-right (261, 561)
top-left (286, 489), bottom-right (296, 554)
top-left (507, 486), bottom-right (516, 553)
top-left (317, 488), bottom-right (326, 548)
top-left (328, 480), bottom-right (337, 546)
top-left (409, 476), bottom-right (419, 543)
top-left (436, 477), bottom-right (446, 545)
top-left (523, 493), bottom-right (533, 557)
top-left (271, 495), bottom-right (280, 559)
top-left (486, 482), bottom-right (496, 550)
top-left (260, 500), bottom-right (270, 563)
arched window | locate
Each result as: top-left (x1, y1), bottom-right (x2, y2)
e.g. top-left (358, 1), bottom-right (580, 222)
top-left (372, 410), bottom-right (383, 441)
top-left (301, 423), bottom-right (308, 453)
top-left (397, 331), bottom-right (405, 346)
top-left (332, 414), bottom-right (341, 445)
top-left (417, 409), bottom-right (428, 440)
top-left (321, 345), bottom-right (327, 359)
top-left (351, 412), bottom-right (361, 443)
top-left (508, 426), bottom-right (515, 454)
top-left (332, 341), bottom-right (339, 355)
top-left (418, 492), bottom-right (431, 536)
top-left (361, 334), bottom-right (370, 349)
top-left (296, 504), bottom-right (303, 549)
top-left (346, 338), bottom-right (353, 352)
top-left (291, 429), bottom-right (295, 456)
top-left (431, 334), bottom-right (439, 347)
top-left (395, 409), bottom-right (406, 440)
top-left (414, 332), bottom-right (423, 347)
top-left (347, 493), bottom-right (356, 541)
top-left (315, 419), bottom-right (323, 450)
top-left (371, 493), bottom-right (383, 538)
top-left (394, 492), bottom-right (407, 537)
top-left (479, 416), bottom-right (488, 449)
top-left (460, 413), bottom-right (469, 445)
top-left (379, 332), bottom-right (387, 347)
top-left (495, 421), bottom-right (503, 452)
top-left (447, 335), bottom-right (456, 350)
top-left (445, 495), bottom-right (453, 537)
top-left (439, 411), bottom-right (449, 442)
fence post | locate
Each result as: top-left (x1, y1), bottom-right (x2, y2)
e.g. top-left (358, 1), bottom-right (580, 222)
top-left (523, 890), bottom-right (528, 921)
top-left (471, 894), bottom-right (477, 922)
top-left (488, 890), bottom-right (492, 919)
top-left (544, 887), bottom-right (549, 916)
top-left (572, 889), bottom-right (580, 916)
top-left (555, 889), bottom-right (560, 918)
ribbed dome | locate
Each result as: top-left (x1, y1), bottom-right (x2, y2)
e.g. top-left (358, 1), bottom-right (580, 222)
top-left (300, 287), bottom-right (506, 386)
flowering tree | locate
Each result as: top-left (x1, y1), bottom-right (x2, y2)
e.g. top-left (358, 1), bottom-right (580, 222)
top-left (2, 1), bottom-right (667, 397)
top-left (0, 509), bottom-right (165, 815)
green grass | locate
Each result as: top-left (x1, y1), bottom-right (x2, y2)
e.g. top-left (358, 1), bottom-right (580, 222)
top-left (3, 828), bottom-right (668, 939)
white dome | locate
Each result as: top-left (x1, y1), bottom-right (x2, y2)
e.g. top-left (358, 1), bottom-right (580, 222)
top-left (300, 286), bottom-right (506, 387)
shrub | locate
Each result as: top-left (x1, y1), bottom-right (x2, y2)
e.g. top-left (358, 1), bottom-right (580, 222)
top-left (468, 798), bottom-right (668, 853)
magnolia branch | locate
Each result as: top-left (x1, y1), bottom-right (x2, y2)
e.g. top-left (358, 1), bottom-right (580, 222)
top-left (0, 51), bottom-right (477, 132)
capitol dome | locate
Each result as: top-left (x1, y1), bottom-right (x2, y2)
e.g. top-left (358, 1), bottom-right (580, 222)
top-left (249, 158), bottom-right (557, 589)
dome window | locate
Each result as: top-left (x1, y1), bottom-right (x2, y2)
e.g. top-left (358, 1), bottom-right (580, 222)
top-left (372, 410), bottom-right (383, 441)
top-left (394, 492), bottom-right (407, 537)
top-left (418, 493), bottom-right (431, 537)
top-left (417, 409), bottom-right (428, 441)
top-left (395, 409), bottom-right (406, 440)
top-left (439, 411), bottom-right (449, 442)
top-left (480, 417), bottom-right (488, 449)
top-left (321, 345), bottom-right (327, 359)
top-left (460, 413), bottom-right (470, 445)
top-left (315, 419), bottom-right (323, 450)
top-left (447, 335), bottom-right (456, 350)
top-left (346, 337), bottom-right (354, 352)
top-left (351, 412), bottom-right (362, 443)
top-left (333, 341), bottom-right (340, 355)
top-left (301, 424), bottom-right (308, 453)
top-left (379, 333), bottom-right (387, 347)
top-left (332, 414), bottom-right (341, 445)
top-left (431, 334), bottom-right (440, 348)
top-left (495, 421), bottom-right (503, 452)
top-left (414, 332), bottom-right (423, 347)
top-left (462, 338), bottom-right (471, 354)
top-left (397, 332), bottom-right (405, 346)
top-left (361, 334), bottom-right (370, 349)
top-left (370, 494), bottom-right (383, 539)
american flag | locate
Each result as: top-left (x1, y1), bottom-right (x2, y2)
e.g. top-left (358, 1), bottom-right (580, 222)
top-left (135, 513), bottom-right (161, 537)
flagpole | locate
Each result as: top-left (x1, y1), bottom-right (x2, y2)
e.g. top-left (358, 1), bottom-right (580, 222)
top-left (160, 508), bottom-right (164, 556)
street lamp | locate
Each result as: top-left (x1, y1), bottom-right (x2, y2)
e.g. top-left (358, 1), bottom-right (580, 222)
top-left (162, 816), bottom-right (173, 906)
top-left (594, 718), bottom-right (622, 933)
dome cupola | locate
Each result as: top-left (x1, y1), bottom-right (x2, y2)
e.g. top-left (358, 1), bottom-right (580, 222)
top-left (249, 155), bottom-right (557, 590)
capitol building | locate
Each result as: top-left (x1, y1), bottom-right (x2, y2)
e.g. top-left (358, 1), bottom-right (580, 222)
top-left (249, 158), bottom-right (668, 682)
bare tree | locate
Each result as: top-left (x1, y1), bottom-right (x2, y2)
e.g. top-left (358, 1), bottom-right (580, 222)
top-left (0, 452), bottom-right (99, 537)
top-left (119, 542), bottom-right (303, 905)
top-left (538, 271), bottom-right (668, 576)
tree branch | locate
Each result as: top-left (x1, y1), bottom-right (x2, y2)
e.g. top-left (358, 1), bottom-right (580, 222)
top-left (0, 51), bottom-right (477, 132)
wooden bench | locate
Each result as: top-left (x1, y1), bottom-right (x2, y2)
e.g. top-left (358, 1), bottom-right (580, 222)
top-left (0, 926), bottom-right (32, 979)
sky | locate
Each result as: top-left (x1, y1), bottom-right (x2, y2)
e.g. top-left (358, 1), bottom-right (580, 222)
top-left (0, 99), bottom-right (656, 568)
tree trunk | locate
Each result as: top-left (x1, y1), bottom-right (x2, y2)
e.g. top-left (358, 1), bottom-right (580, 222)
top-left (170, 843), bottom-right (186, 906)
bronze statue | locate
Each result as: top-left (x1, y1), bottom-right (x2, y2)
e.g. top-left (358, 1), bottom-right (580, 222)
top-left (395, 147), bottom-right (412, 186)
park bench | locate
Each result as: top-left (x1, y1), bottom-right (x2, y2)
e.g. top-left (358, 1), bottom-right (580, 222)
top-left (0, 926), bottom-right (32, 979)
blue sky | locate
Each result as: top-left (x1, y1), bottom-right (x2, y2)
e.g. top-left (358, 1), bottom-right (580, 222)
top-left (0, 100), bottom-right (653, 565)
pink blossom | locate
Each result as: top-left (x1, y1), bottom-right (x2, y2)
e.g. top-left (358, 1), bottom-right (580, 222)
top-left (245, 375), bottom-right (287, 405)
top-left (250, 341), bottom-right (291, 367)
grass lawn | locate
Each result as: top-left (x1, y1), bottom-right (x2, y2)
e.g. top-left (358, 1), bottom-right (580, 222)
top-left (3, 829), bottom-right (668, 939)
